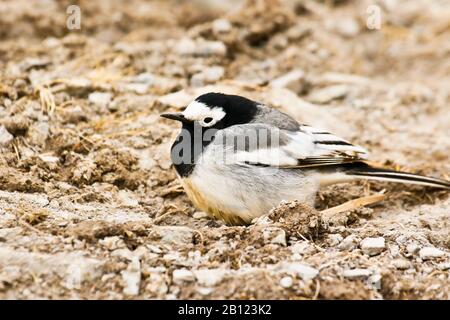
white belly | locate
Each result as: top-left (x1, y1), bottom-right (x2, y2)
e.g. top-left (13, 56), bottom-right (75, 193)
top-left (181, 159), bottom-right (320, 225)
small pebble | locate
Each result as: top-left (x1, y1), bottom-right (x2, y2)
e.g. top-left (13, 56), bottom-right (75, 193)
top-left (212, 19), bottom-right (232, 33)
top-left (263, 227), bottom-right (287, 246)
top-left (279, 276), bottom-right (293, 288)
top-left (392, 259), bottom-right (411, 270)
top-left (280, 262), bottom-right (319, 281)
top-left (197, 287), bottom-right (214, 296)
top-left (99, 236), bottom-right (126, 251)
top-left (152, 226), bottom-right (194, 246)
top-left (389, 244), bottom-right (400, 257)
top-left (419, 247), bottom-right (445, 260)
top-left (368, 274), bottom-right (382, 289)
top-left (175, 38), bottom-right (226, 57)
top-left (290, 241), bottom-right (313, 254)
top-left (406, 243), bottom-right (420, 255)
top-left (121, 256), bottom-right (141, 296)
top-left (192, 268), bottom-right (227, 287)
top-left (191, 66), bottom-right (224, 87)
top-left (193, 212), bottom-right (209, 219)
top-left (342, 268), bottom-right (372, 279)
top-left (172, 269), bottom-right (195, 284)
top-left (0, 125), bottom-right (14, 146)
top-left (327, 234), bottom-right (343, 246)
top-left (338, 235), bottom-right (358, 251)
top-left (438, 262), bottom-right (450, 270)
top-left (270, 69), bottom-right (305, 93)
top-left (308, 85), bottom-right (349, 104)
top-left (360, 237), bottom-right (385, 256)
top-left (88, 92), bottom-right (112, 107)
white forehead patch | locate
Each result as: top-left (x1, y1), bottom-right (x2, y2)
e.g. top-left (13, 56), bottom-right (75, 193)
top-left (182, 100), bottom-right (226, 126)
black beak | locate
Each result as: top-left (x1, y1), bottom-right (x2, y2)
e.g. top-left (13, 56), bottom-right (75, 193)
top-left (160, 112), bottom-right (190, 123)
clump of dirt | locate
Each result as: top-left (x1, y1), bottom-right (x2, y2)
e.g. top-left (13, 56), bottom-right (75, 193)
top-left (229, 0), bottom-right (295, 48)
top-left (380, 272), bottom-right (449, 300)
top-left (64, 220), bottom-right (151, 248)
top-left (17, 208), bottom-right (49, 226)
top-left (0, 167), bottom-right (45, 193)
top-left (268, 200), bottom-right (322, 240)
top-left (319, 278), bottom-right (374, 300)
top-left (1, 115), bottom-right (31, 136)
top-left (46, 131), bottom-right (92, 155)
top-left (65, 147), bottom-right (146, 190)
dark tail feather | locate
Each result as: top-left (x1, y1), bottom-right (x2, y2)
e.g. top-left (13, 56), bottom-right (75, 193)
top-left (343, 162), bottom-right (450, 189)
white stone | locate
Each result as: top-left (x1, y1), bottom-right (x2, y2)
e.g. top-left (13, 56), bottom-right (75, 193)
top-left (4, 98), bottom-right (12, 107)
top-left (406, 243), bottom-right (420, 255)
top-left (193, 211), bottom-right (209, 219)
top-left (291, 253), bottom-right (302, 261)
top-left (392, 259), bottom-right (411, 270)
top-left (117, 190), bottom-right (139, 207)
top-left (165, 293), bottom-right (177, 300)
top-left (120, 83), bottom-right (149, 95)
top-left (147, 245), bottom-right (163, 254)
top-left (0, 125), bottom-right (13, 146)
top-left (192, 268), bottom-right (227, 286)
top-left (279, 276), bottom-right (293, 288)
top-left (64, 260), bottom-right (93, 290)
top-left (191, 66), bottom-right (225, 87)
top-left (368, 274), bottom-right (382, 289)
top-left (319, 72), bottom-right (370, 85)
top-left (263, 227), bottom-right (287, 246)
top-left (338, 235), bottom-right (358, 251)
top-left (145, 272), bottom-right (168, 296)
top-left (438, 262), bottom-right (450, 270)
top-left (308, 85), bottom-right (349, 104)
top-left (342, 268), bottom-right (372, 279)
top-left (360, 237), bottom-right (386, 256)
top-left (419, 247), bottom-right (446, 260)
top-left (65, 77), bottom-right (92, 89)
top-left (88, 92), bottom-right (112, 107)
top-left (174, 38), bottom-right (226, 57)
top-left (38, 153), bottom-right (59, 164)
top-left (270, 69), bottom-right (305, 93)
top-left (279, 262), bottom-right (319, 281)
top-left (121, 256), bottom-right (141, 296)
top-left (335, 17), bottom-right (360, 37)
top-left (0, 227), bottom-right (21, 240)
top-left (212, 19), bottom-right (232, 33)
top-left (395, 235), bottom-right (408, 245)
top-left (290, 241), bottom-right (312, 254)
top-left (120, 73), bottom-right (179, 94)
top-left (173, 269), bottom-right (195, 284)
top-left (99, 236), bottom-right (126, 251)
top-left (137, 153), bottom-right (156, 171)
top-left (389, 244), bottom-right (400, 257)
top-left (152, 226), bottom-right (194, 246)
top-left (327, 234), bottom-right (343, 246)
top-left (132, 73), bottom-right (155, 84)
top-left (174, 38), bottom-right (196, 55)
top-left (0, 247), bottom-right (103, 287)
top-left (111, 248), bottom-right (135, 261)
top-left (28, 122), bottom-right (49, 146)
top-left (197, 41), bottom-right (226, 56)
top-left (197, 287), bottom-right (214, 296)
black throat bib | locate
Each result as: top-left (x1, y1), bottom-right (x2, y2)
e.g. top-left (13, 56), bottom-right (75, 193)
top-left (170, 122), bottom-right (217, 177)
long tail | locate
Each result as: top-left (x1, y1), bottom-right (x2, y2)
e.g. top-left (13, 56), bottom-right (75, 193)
top-left (341, 162), bottom-right (450, 189)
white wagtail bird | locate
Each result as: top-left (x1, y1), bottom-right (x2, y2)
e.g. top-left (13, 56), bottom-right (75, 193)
top-left (161, 92), bottom-right (450, 225)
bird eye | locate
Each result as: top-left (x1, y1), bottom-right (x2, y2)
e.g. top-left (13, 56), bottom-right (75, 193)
top-left (203, 117), bottom-right (213, 124)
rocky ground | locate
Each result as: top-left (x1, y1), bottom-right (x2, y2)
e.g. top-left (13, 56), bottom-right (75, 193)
top-left (0, 0), bottom-right (449, 299)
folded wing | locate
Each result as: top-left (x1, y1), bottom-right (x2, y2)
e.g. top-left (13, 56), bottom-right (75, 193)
top-left (209, 123), bottom-right (368, 168)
